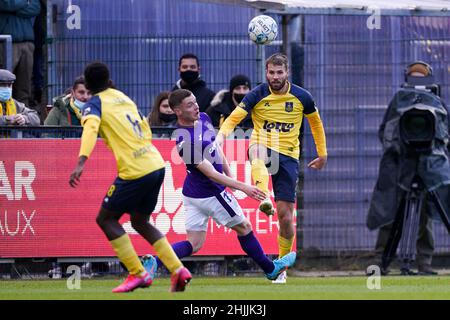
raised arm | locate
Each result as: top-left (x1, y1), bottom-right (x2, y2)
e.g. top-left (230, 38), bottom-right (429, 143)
top-left (216, 106), bottom-right (248, 145)
top-left (69, 117), bottom-right (100, 187)
top-left (305, 111), bottom-right (327, 170)
top-left (196, 158), bottom-right (265, 201)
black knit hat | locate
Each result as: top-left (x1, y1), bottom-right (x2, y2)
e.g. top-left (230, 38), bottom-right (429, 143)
top-left (229, 74), bottom-right (251, 93)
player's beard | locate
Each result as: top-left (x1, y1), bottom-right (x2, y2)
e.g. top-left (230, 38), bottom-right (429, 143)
top-left (268, 78), bottom-right (287, 92)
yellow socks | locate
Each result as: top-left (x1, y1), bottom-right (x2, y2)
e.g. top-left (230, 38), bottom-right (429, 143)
top-left (251, 158), bottom-right (269, 195)
top-left (110, 234), bottom-right (145, 276)
top-left (153, 237), bottom-right (183, 274)
top-left (278, 235), bottom-right (294, 258)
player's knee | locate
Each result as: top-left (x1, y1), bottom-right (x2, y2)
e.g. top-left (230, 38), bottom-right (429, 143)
top-left (241, 220), bottom-right (253, 234)
top-left (233, 220), bottom-right (253, 236)
top-left (278, 212), bottom-right (293, 228)
top-left (96, 214), bottom-right (107, 229)
top-left (190, 240), bottom-right (204, 253)
top-left (130, 219), bottom-right (147, 233)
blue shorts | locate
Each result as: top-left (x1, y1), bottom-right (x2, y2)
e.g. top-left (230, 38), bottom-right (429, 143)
top-left (102, 168), bottom-right (165, 214)
top-left (267, 149), bottom-right (299, 203)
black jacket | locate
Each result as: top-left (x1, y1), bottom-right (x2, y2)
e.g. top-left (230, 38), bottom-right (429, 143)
top-left (172, 78), bottom-right (215, 112)
top-left (367, 88), bottom-right (450, 230)
top-left (205, 90), bottom-right (253, 129)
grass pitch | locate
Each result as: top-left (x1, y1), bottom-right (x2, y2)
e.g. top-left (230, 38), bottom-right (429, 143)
top-left (0, 276), bottom-right (449, 300)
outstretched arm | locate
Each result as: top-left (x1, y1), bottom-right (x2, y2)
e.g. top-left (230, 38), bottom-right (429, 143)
top-left (69, 117), bottom-right (100, 187)
top-left (196, 159), bottom-right (266, 201)
top-left (305, 111), bottom-right (327, 170)
top-left (216, 106), bottom-right (248, 146)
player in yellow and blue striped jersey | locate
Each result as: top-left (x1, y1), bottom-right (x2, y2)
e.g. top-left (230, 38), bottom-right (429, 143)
top-left (217, 53), bottom-right (327, 283)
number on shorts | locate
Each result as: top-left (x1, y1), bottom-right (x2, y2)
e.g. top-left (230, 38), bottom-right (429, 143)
top-left (107, 185), bottom-right (116, 197)
top-left (223, 191), bottom-right (232, 203)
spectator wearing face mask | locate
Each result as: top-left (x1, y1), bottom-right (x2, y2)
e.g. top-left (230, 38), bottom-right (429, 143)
top-left (44, 76), bottom-right (91, 126)
top-left (0, 69), bottom-right (40, 126)
top-left (206, 74), bottom-right (253, 129)
top-left (172, 53), bottom-right (215, 113)
top-left (147, 91), bottom-right (177, 127)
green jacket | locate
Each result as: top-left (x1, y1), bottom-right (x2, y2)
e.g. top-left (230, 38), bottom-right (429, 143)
top-left (44, 94), bottom-right (82, 126)
top-left (0, 0), bottom-right (41, 42)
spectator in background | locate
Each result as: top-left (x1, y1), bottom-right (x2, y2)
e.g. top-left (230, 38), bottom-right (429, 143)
top-left (0, 0), bottom-right (41, 107)
top-left (44, 76), bottom-right (91, 126)
top-left (206, 74), bottom-right (253, 129)
top-left (0, 69), bottom-right (39, 126)
top-left (172, 53), bottom-right (215, 112)
top-left (147, 91), bottom-right (176, 128)
top-left (31, 0), bottom-right (47, 115)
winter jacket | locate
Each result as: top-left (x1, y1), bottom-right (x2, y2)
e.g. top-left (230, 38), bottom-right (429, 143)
top-left (205, 90), bottom-right (253, 129)
top-left (0, 98), bottom-right (40, 125)
top-left (172, 78), bottom-right (215, 112)
top-left (44, 94), bottom-right (82, 126)
top-left (0, 0), bottom-right (41, 42)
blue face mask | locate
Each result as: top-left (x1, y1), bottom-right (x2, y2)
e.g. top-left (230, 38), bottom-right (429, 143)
top-left (73, 98), bottom-right (85, 110)
top-left (0, 87), bottom-right (12, 102)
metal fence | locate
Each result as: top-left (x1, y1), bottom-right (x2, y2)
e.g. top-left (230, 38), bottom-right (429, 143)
top-left (300, 15), bottom-right (450, 254)
top-left (47, 34), bottom-right (280, 116)
top-left (9, 12), bottom-right (450, 257)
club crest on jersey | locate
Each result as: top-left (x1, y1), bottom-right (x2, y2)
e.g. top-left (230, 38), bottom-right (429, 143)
top-left (82, 107), bottom-right (91, 117)
top-left (285, 102), bottom-right (294, 112)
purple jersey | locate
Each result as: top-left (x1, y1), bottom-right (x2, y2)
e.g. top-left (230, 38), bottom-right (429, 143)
top-left (176, 113), bottom-right (225, 198)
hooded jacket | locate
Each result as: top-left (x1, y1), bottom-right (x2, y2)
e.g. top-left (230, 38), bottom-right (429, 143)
top-left (367, 88), bottom-right (450, 230)
top-left (172, 78), bottom-right (215, 113)
top-left (205, 90), bottom-right (253, 129)
top-left (44, 94), bottom-right (82, 126)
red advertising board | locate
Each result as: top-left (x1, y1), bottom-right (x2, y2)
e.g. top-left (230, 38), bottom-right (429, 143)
top-left (0, 139), bottom-right (294, 258)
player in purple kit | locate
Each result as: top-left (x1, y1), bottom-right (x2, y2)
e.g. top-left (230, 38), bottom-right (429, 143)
top-left (143, 89), bottom-right (296, 280)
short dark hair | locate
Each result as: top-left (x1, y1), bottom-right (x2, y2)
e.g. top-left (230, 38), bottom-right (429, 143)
top-left (72, 75), bottom-right (85, 90)
top-left (84, 61), bottom-right (111, 93)
top-left (169, 89), bottom-right (193, 110)
top-left (178, 53), bottom-right (199, 67)
top-left (265, 53), bottom-right (289, 70)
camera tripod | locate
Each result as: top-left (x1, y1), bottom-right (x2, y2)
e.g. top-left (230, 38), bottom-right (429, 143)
top-left (381, 176), bottom-right (450, 275)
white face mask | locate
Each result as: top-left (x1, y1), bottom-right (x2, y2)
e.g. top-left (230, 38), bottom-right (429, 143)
top-left (0, 87), bottom-right (12, 102)
top-left (73, 98), bottom-right (85, 110)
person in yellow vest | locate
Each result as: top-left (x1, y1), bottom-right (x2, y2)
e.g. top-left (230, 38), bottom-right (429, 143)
top-left (0, 69), bottom-right (40, 126)
top-left (69, 62), bottom-right (191, 293)
top-left (216, 53), bottom-right (327, 283)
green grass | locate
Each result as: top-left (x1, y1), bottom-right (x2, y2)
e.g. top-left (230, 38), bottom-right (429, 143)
top-left (0, 276), bottom-right (449, 300)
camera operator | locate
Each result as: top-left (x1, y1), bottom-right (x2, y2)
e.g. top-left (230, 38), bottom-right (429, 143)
top-left (368, 61), bottom-right (450, 275)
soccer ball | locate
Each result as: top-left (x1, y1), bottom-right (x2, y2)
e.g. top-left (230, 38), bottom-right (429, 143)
top-left (248, 15), bottom-right (278, 45)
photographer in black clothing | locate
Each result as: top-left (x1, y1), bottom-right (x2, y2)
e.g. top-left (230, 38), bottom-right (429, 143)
top-left (368, 61), bottom-right (450, 275)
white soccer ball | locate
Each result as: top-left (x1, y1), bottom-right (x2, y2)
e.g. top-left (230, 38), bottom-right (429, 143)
top-left (248, 15), bottom-right (278, 45)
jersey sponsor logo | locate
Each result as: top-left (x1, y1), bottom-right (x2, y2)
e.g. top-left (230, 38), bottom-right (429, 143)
top-left (262, 120), bottom-right (294, 133)
top-left (264, 102), bottom-right (271, 107)
top-left (285, 102), bottom-right (294, 112)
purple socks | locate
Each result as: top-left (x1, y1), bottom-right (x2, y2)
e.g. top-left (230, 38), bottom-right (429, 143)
top-left (155, 240), bottom-right (193, 268)
top-left (238, 231), bottom-right (274, 274)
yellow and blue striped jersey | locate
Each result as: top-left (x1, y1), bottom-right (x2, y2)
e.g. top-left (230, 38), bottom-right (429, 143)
top-left (221, 82), bottom-right (319, 159)
top-left (80, 88), bottom-right (165, 180)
